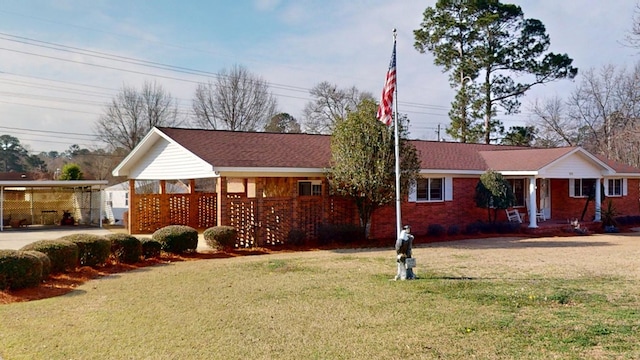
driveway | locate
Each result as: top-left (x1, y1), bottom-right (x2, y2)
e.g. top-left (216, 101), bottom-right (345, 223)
top-left (0, 226), bottom-right (212, 251)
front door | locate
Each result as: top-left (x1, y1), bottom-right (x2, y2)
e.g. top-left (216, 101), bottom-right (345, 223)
top-left (539, 179), bottom-right (551, 219)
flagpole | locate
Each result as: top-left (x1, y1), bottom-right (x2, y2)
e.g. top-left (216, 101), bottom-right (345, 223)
top-left (392, 28), bottom-right (402, 239)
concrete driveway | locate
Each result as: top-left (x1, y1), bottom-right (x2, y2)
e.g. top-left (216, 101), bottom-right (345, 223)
top-left (0, 226), bottom-right (113, 250)
top-left (0, 225), bottom-right (211, 251)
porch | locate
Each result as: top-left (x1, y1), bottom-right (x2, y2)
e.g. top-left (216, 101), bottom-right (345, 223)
top-left (522, 218), bottom-right (600, 235)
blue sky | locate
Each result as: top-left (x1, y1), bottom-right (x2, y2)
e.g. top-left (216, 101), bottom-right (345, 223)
top-left (0, 0), bottom-right (638, 153)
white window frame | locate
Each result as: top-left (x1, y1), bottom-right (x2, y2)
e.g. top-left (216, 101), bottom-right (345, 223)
top-left (298, 180), bottom-right (322, 196)
top-left (569, 178), bottom-right (596, 198)
top-left (604, 178), bottom-right (627, 197)
top-left (408, 177), bottom-right (453, 202)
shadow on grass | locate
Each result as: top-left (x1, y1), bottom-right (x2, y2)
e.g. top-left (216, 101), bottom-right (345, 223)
top-left (424, 237), bottom-right (614, 249)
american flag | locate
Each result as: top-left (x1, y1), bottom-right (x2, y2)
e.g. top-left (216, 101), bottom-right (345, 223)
top-left (376, 42), bottom-right (396, 126)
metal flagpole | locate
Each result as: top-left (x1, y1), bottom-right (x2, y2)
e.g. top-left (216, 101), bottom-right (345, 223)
top-left (392, 29), bottom-right (402, 238)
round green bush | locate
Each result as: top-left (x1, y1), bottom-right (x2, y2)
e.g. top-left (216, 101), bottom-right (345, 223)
top-left (152, 225), bottom-right (198, 253)
top-left (23, 250), bottom-right (51, 279)
top-left (57, 234), bottom-right (111, 267)
top-left (0, 250), bottom-right (43, 290)
top-left (140, 238), bottom-right (162, 259)
top-left (21, 239), bottom-right (78, 273)
top-left (203, 226), bottom-right (237, 250)
top-left (106, 233), bottom-right (142, 264)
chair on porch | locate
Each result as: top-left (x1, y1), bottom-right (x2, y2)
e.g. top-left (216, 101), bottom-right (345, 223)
top-left (505, 208), bottom-right (523, 223)
top-left (525, 199), bottom-right (546, 222)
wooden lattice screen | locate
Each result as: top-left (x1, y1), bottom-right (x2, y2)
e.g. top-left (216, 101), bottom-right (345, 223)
top-left (225, 195), bottom-right (358, 247)
top-left (228, 195), bottom-right (256, 248)
top-left (262, 198), bottom-right (294, 246)
top-left (131, 193), bottom-right (217, 234)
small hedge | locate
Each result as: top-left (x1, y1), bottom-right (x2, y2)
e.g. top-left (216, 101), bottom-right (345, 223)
top-left (427, 224), bottom-right (446, 237)
top-left (106, 233), bottom-right (142, 264)
top-left (140, 238), bottom-right (162, 259)
top-left (203, 226), bottom-right (237, 250)
top-left (23, 250), bottom-right (51, 279)
top-left (317, 223), bottom-right (365, 246)
top-left (57, 234), bottom-right (111, 267)
top-left (21, 239), bottom-right (79, 273)
top-left (0, 250), bottom-right (44, 290)
top-left (152, 225), bottom-right (198, 253)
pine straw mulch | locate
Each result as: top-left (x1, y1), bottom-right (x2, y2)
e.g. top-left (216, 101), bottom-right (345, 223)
top-left (0, 249), bottom-right (276, 305)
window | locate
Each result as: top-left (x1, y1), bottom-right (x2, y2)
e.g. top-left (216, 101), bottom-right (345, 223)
top-left (298, 181), bottom-right (322, 196)
top-left (606, 178), bottom-right (626, 197)
top-left (416, 178), bottom-right (444, 201)
top-left (608, 179), bottom-right (622, 196)
top-left (508, 179), bottom-right (525, 207)
top-left (571, 178), bottom-right (596, 198)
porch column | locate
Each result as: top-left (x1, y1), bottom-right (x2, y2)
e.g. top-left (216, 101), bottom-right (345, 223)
top-left (594, 178), bottom-right (602, 222)
top-left (528, 176), bottom-right (538, 228)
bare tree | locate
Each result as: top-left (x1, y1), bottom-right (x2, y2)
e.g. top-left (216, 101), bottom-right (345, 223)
top-left (95, 81), bottom-right (181, 151)
top-left (302, 82), bottom-right (374, 134)
top-left (529, 96), bottom-right (581, 147)
top-left (192, 64), bottom-right (278, 131)
top-left (531, 63), bottom-right (640, 167)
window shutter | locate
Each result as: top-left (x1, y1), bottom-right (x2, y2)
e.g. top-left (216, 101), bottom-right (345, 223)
top-left (408, 179), bottom-right (417, 202)
top-left (623, 178), bottom-right (628, 196)
top-left (444, 177), bottom-right (453, 201)
top-left (569, 179), bottom-right (576, 197)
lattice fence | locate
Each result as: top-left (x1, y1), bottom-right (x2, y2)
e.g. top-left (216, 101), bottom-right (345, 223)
top-left (262, 198), bottom-right (294, 246)
top-left (2, 187), bottom-right (102, 228)
top-left (131, 193), bottom-right (217, 233)
top-left (228, 195), bottom-right (256, 247)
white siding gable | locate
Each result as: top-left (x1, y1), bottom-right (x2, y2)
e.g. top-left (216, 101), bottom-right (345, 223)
top-left (540, 152), bottom-right (608, 178)
top-left (129, 138), bottom-right (215, 180)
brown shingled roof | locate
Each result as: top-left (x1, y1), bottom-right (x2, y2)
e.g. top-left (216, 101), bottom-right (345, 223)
top-left (158, 127), bottom-right (333, 169)
top-left (154, 127), bottom-right (640, 174)
top-left (479, 147), bottom-right (576, 171)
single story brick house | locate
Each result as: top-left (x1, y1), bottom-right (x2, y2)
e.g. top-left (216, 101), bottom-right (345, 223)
top-left (112, 127), bottom-right (640, 242)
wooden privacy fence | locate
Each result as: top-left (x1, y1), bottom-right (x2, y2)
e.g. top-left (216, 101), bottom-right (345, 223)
top-left (130, 192), bottom-right (217, 234)
top-left (130, 192), bottom-right (358, 246)
top-left (227, 195), bottom-right (358, 247)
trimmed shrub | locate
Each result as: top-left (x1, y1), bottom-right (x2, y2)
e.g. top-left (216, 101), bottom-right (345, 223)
top-left (58, 234), bottom-right (111, 267)
top-left (286, 228), bottom-right (306, 246)
top-left (106, 233), bottom-right (142, 264)
top-left (447, 224), bottom-right (460, 236)
top-left (427, 224), bottom-right (446, 237)
top-left (140, 238), bottom-right (162, 259)
top-left (463, 222), bottom-right (482, 236)
top-left (23, 250), bottom-right (51, 279)
top-left (0, 250), bottom-right (43, 290)
top-left (21, 239), bottom-right (78, 273)
top-left (152, 225), bottom-right (198, 253)
top-left (317, 223), bottom-right (365, 246)
top-left (203, 226), bottom-right (237, 251)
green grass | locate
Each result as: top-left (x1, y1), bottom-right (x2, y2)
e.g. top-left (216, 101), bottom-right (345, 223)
top-left (0, 249), bottom-right (639, 359)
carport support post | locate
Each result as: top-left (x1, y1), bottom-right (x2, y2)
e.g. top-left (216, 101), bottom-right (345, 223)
top-left (528, 176), bottom-right (538, 228)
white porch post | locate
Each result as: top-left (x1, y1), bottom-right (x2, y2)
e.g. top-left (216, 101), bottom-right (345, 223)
top-left (528, 177), bottom-right (538, 228)
top-left (595, 178), bottom-right (602, 222)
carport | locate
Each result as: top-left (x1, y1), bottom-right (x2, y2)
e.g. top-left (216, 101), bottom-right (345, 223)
top-left (0, 180), bottom-right (108, 231)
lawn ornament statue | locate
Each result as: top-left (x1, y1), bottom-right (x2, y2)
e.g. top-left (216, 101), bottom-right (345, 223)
top-left (395, 225), bottom-right (415, 280)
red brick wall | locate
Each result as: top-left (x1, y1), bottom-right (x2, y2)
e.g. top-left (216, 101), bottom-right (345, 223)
top-left (370, 177), bottom-right (640, 240)
top-left (370, 178), bottom-right (491, 239)
top-left (550, 179), bottom-right (640, 221)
